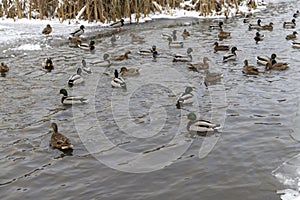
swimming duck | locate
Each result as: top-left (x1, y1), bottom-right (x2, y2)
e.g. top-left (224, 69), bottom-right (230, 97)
top-left (283, 19), bottom-right (296, 28)
top-left (92, 53), bottom-right (112, 67)
top-left (112, 51), bottom-right (131, 61)
top-left (109, 18), bottom-right (124, 30)
top-left (182, 29), bottom-right (190, 39)
top-left (120, 67), bottom-right (140, 76)
top-left (176, 87), bottom-right (195, 109)
top-left (81, 59), bottom-right (92, 74)
top-left (213, 42), bottom-right (229, 52)
top-left (50, 123), bottom-right (73, 150)
top-left (204, 70), bottom-right (223, 87)
top-left (78, 40), bottom-right (95, 51)
top-left (254, 32), bottom-right (265, 43)
top-left (209, 21), bottom-right (224, 30)
top-left (162, 30), bottom-right (177, 40)
top-left (42, 24), bottom-right (52, 35)
top-left (243, 13), bottom-right (252, 23)
top-left (0, 62), bottom-right (9, 73)
top-left (243, 60), bottom-right (262, 75)
top-left (44, 58), bottom-right (54, 72)
top-left (70, 25), bottom-right (85, 37)
top-left (172, 47), bottom-right (193, 62)
top-left (111, 69), bottom-right (126, 88)
top-left (167, 37), bottom-right (183, 48)
top-left (256, 53), bottom-right (277, 65)
top-left (186, 113), bottom-right (221, 135)
top-left (261, 22), bottom-right (274, 31)
top-left (68, 68), bottom-right (84, 87)
top-left (223, 47), bottom-right (238, 62)
top-left (265, 62), bottom-right (289, 71)
top-left (58, 88), bottom-right (88, 105)
top-left (68, 36), bottom-right (82, 47)
top-left (292, 41), bottom-right (300, 48)
top-left (248, 19), bottom-right (262, 30)
top-left (286, 31), bottom-right (298, 40)
top-left (294, 10), bottom-right (300, 18)
top-left (130, 33), bottom-right (145, 43)
top-left (187, 57), bottom-right (210, 72)
top-left (218, 29), bottom-right (231, 40)
top-left (138, 45), bottom-right (157, 56)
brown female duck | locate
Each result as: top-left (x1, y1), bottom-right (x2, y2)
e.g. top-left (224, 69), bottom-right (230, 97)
top-left (286, 31), bottom-right (298, 40)
top-left (112, 51), bottom-right (131, 61)
top-left (50, 123), bottom-right (73, 150)
top-left (42, 24), bottom-right (52, 35)
top-left (243, 60), bottom-right (262, 75)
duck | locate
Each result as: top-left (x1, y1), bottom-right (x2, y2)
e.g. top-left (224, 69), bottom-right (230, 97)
top-left (213, 42), bottom-right (229, 52)
top-left (50, 123), bottom-right (73, 150)
top-left (81, 59), bottom-right (92, 74)
top-left (283, 19), bottom-right (296, 28)
top-left (120, 67), bottom-right (140, 76)
top-left (111, 69), bottom-right (126, 88)
top-left (209, 21), bottom-right (224, 30)
top-left (162, 30), bottom-right (177, 40)
top-left (68, 36), bottom-right (82, 47)
top-left (110, 34), bottom-right (120, 44)
top-left (254, 32), bottom-right (265, 43)
top-left (130, 33), bottom-right (145, 43)
top-left (261, 22), bottom-right (274, 30)
top-left (172, 47), bottom-right (193, 62)
top-left (70, 25), bottom-right (85, 37)
top-left (265, 62), bottom-right (289, 71)
top-left (182, 29), bottom-right (190, 39)
top-left (112, 51), bottom-right (131, 61)
top-left (92, 53), bottom-right (112, 67)
top-left (223, 47), bottom-right (238, 62)
top-left (0, 62), bottom-right (9, 73)
top-left (256, 53), bottom-right (277, 65)
top-left (44, 57), bottom-right (54, 72)
top-left (294, 10), bottom-right (300, 18)
top-left (286, 31), bottom-right (298, 40)
top-left (292, 41), bottom-right (300, 48)
top-left (109, 18), bottom-right (124, 30)
top-left (78, 40), bottom-right (95, 51)
top-left (58, 88), bottom-right (88, 105)
top-left (204, 70), bottom-right (223, 87)
top-left (42, 24), bottom-right (52, 35)
top-left (167, 37), bottom-right (183, 48)
top-left (187, 57), bottom-right (210, 72)
top-left (243, 13), bottom-right (252, 23)
top-left (243, 60), bottom-right (262, 75)
top-left (176, 87), bottom-right (195, 109)
top-left (138, 45), bottom-right (157, 56)
top-left (186, 113), bottom-right (221, 135)
top-left (248, 19), bottom-right (262, 30)
top-left (218, 29), bottom-right (231, 40)
top-left (68, 68), bottom-right (84, 87)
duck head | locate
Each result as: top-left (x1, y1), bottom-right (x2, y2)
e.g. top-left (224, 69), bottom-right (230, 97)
top-left (59, 89), bottom-right (68, 97)
top-left (187, 47), bottom-right (193, 54)
top-left (50, 122), bottom-right (58, 132)
top-left (187, 113), bottom-right (197, 121)
top-left (80, 25), bottom-right (85, 30)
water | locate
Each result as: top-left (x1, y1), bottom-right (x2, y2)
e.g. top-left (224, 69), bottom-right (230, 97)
top-left (1, 1), bottom-right (300, 199)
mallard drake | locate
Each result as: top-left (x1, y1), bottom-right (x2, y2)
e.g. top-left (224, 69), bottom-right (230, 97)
top-left (265, 62), bottom-right (289, 71)
top-left (109, 18), bottom-right (124, 29)
top-left (176, 87), bottom-right (195, 109)
top-left (213, 42), bottom-right (229, 52)
top-left (243, 60), bottom-right (262, 75)
top-left (0, 62), bottom-right (9, 73)
top-left (294, 10), bottom-right (300, 18)
top-left (218, 29), bottom-right (231, 40)
top-left (182, 29), bottom-right (190, 39)
top-left (120, 67), bottom-right (140, 76)
top-left (68, 68), bottom-right (84, 87)
top-left (44, 58), bottom-right (54, 72)
top-left (58, 88), bottom-right (88, 105)
top-left (78, 40), bottom-right (95, 51)
top-left (112, 51), bottom-right (131, 61)
top-left (261, 22), bottom-right (274, 30)
top-left (42, 24), bottom-right (52, 35)
top-left (286, 31), bottom-right (298, 40)
top-left (256, 53), bottom-right (277, 65)
top-left (111, 69), bottom-right (126, 88)
top-left (186, 113), bottom-right (221, 134)
top-left (204, 70), bottom-right (223, 87)
top-left (130, 33), bottom-right (145, 43)
top-left (209, 21), bottom-right (224, 30)
top-left (292, 41), bottom-right (300, 48)
top-left (173, 47), bottom-right (193, 62)
top-left (283, 19), bottom-right (296, 28)
top-left (92, 53), bottom-right (112, 67)
top-left (223, 47), bottom-right (238, 62)
top-left (187, 57), bottom-right (210, 72)
top-left (81, 59), bottom-right (92, 74)
top-left (249, 19), bottom-right (262, 30)
top-left (70, 25), bottom-right (85, 37)
top-left (254, 32), bottom-right (265, 43)
top-left (167, 37), bottom-right (183, 48)
top-left (50, 123), bottom-right (73, 150)
top-left (138, 45), bottom-right (157, 56)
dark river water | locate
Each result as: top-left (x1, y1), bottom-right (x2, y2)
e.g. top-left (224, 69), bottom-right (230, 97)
top-left (1, 0), bottom-right (300, 199)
